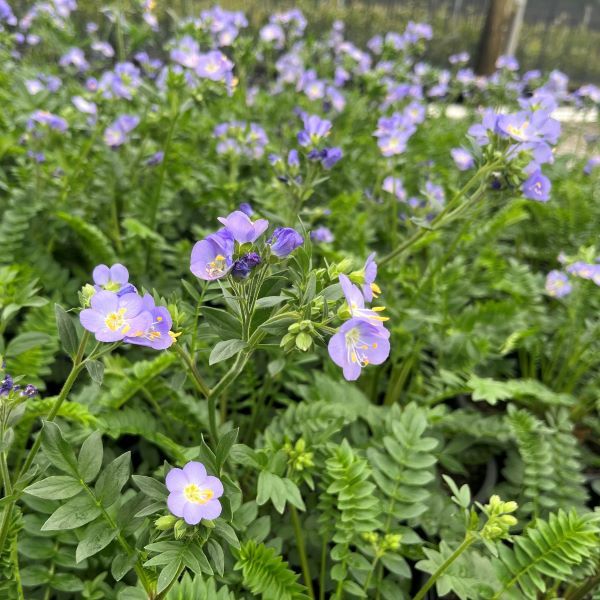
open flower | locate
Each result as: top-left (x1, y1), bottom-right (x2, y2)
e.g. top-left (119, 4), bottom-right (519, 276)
top-left (217, 210), bottom-right (269, 244)
top-left (340, 274), bottom-right (387, 325)
top-left (124, 294), bottom-right (175, 350)
top-left (545, 271), bottom-right (572, 298)
top-left (93, 263), bottom-right (129, 292)
top-left (80, 291), bottom-right (151, 342)
top-left (522, 170), bottom-right (550, 202)
top-left (328, 317), bottom-right (390, 381)
top-left (166, 461), bottom-right (224, 525)
top-left (190, 229), bottom-right (235, 281)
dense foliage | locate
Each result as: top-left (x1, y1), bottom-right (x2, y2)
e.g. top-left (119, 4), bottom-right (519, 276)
top-left (1, 1), bottom-right (600, 599)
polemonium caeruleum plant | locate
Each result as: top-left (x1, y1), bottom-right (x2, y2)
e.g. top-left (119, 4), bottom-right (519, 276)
top-left (2, 2), bottom-right (600, 600)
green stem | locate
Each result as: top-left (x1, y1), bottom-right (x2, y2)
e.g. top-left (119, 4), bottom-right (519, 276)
top-left (565, 570), bottom-right (600, 600)
top-left (290, 505), bottom-right (314, 599)
top-left (0, 452), bottom-right (12, 496)
top-left (362, 555), bottom-right (380, 593)
top-left (80, 479), bottom-right (153, 596)
top-left (379, 163), bottom-right (497, 267)
top-left (319, 537), bottom-right (327, 600)
top-left (11, 534), bottom-right (24, 600)
top-left (412, 534), bottom-right (475, 600)
top-left (0, 331), bottom-right (90, 554)
top-left (173, 344), bottom-right (210, 398)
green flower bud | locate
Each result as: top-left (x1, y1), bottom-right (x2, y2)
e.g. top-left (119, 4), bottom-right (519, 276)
top-left (295, 332), bottom-right (313, 352)
top-left (79, 284), bottom-right (96, 308)
top-left (174, 519), bottom-right (187, 539)
top-left (154, 515), bottom-right (177, 531)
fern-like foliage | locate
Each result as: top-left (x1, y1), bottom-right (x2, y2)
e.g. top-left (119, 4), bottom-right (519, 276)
top-left (166, 573), bottom-right (236, 600)
top-left (505, 405), bottom-right (588, 516)
top-left (233, 540), bottom-right (310, 600)
top-left (491, 510), bottom-right (600, 599)
top-left (318, 439), bottom-right (381, 590)
top-left (367, 403), bottom-right (438, 522)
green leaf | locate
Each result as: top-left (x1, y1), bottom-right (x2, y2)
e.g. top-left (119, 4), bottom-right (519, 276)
top-left (55, 303), bottom-right (78, 357)
top-left (50, 573), bottom-right (84, 592)
top-left (95, 452), bottom-right (131, 506)
top-left (76, 521), bottom-right (118, 562)
top-left (206, 539), bottom-right (225, 577)
top-left (21, 565), bottom-right (51, 586)
top-left (255, 296), bottom-right (287, 308)
top-left (132, 475), bottom-right (168, 501)
top-left (201, 307), bottom-right (242, 340)
top-left (40, 421), bottom-right (80, 477)
top-left (215, 429), bottom-right (238, 471)
top-left (209, 339), bottom-right (246, 365)
top-left (157, 560), bottom-right (182, 594)
top-left (78, 431), bottom-right (104, 482)
top-left (85, 359), bottom-right (105, 385)
top-left (24, 475), bottom-right (82, 500)
top-left (5, 332), bottom-right (51, 357)
top-left (41, 494), bottom-right (101, 531)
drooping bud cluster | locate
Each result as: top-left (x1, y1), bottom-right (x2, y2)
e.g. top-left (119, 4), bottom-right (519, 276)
top-left (480, 495), bottom-right (518, 541)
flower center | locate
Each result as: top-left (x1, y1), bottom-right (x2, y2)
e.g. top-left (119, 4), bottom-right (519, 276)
top-left (183, 483), bottom-right (214, 505)
top-left (105, 308), bottom-right (129, 332)
top-left (344, 327), bottom-right (377, 367)
top-left (206, 254), bottom-right (228, 277)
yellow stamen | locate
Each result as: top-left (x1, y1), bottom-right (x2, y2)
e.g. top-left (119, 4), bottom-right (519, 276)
top-left (183, 483), bottom-right (214, 505)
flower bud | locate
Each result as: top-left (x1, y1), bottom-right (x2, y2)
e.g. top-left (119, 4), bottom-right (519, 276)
top-left (154, 515), bottom-right (177, 530)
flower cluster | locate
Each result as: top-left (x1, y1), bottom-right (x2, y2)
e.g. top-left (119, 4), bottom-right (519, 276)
top-left (79, 263), bottom-right (177, 350)
top-left (468, 104), bottom-right (560, 201)
top-left (328, 256), bottom-right (391, 381)
top-left (374, 112), bottom-right (417, 157)
top-left (213, 121), bottom-right (268, 159)
top-left (190, 211), bottom-right (303, 281)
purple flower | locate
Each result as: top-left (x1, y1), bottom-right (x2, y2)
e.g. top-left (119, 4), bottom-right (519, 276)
top-left (104, 115), bottom-right (140, 147)
top-left (268, 227), bottom-right (303, 257)
top-left (260, 23), bottom-right (285, 47)
top-left (382, 177), bottom-right (407, 202)
top-left (451, 148), bottom-right (475, 171)
top-left (424, 181), bottom-right (446, 209)
top-left (166, 461), bottom-right (224, 525)
top-left (340, 274), bottom-right (386, 323)
top-left (0, 373), bottom-right (13, 395)
top-left (145, 151), bottom-right (164, 166)
top-left (190, 229), bottom-right (235, 281)
top-left (522, 170), bottom-right (550, 202)
top-left (124, 294), bottom-right (175, 350)
top-left (328, 317), bottom-right (390, 381)
top-left (231, 252), bottom-right (262, 279)
top-left (361, 253), bottom-right (379, 302)
top-left (566, 261), bottom-right (600, 281)
top-left (297, 114), bottom-right (332, 147)
top-left (28, 110), bottom-right (68, 132)
top-left (0, 0), bottom-right (17, 26)
top-left (195, 51), bottom-right (234, 84)
top-left (59, 47), bottom-right (89, 72)
top-left (93, 263), bottom-right (129, 292)
top-left (449, 51), bottom-right (469, 65)
top-left (80, 291), bottom-right (152, 343)
top-left (321, 147), bottom-right (343, 169)
top-left (545, 271), bottom-right (572, 298)
top-left (239, 202), bottom-right (254, 216)
top-left (496, 55), bottom-right (519, 71)
top-left (91, 41), bottom-right (114, 58)
top-left (288, 149), bottom-right (300, 168)
top-left (21, 384), bottom-right (38, 398)
top-left (99, 63), bottom-right (142, 100)
top-left (217, 210), bottom-right (269, 244)
top-left (72, 96), bottom-right (97, 116)
top-left (171, 36), bottom-right (201, 69)
top-left (311, 226), bottom-right (334, 243)
top-left (584, 155), bottom-right (600, 175)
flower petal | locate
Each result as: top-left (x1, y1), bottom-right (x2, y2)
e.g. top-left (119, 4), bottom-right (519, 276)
top-left (109, 263), bottom-right (129, 284)
top-left (167, 492), bottom-right (187, 517)
top-left (182, 461), bottom-right (207, 484)
top-left (80, 309), bottom-right (105, 333)
top-left (93, 264), bottom-right (110, 285)
top-left (165, 467), bottom-right (187, 492)
top-left (199, 499), bottom-right (222, 520)
top-left (90, 290), bottom-right (118, 313)
top-left (183, 502), bottom-right (204, 525)
top-left (205, 476), bottom-right (224, 498)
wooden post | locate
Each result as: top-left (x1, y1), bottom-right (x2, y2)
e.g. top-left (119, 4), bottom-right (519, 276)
top-left (506, 0), bottom-right (528, 58)
top-left (475, 0), bottom-right (516, 75)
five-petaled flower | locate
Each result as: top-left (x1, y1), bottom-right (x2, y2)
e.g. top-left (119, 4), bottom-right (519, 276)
top-left (190, 229), bottom-right (235, 281)
top-left (80, 291), bottom-right (151, 342)
top-left (328, 317), bottom-right (390, 381)
top-left (166, 461), bottom-right (224, 525)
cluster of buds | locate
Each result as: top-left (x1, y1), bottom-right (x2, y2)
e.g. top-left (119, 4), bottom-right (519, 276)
top-left (479, 495), bottom-right (518, 541)
top-left (283, 438), bottom-right (314, 472)
top-left (362, 532), bottom-right (403, 557)
top-left (281, 320), bottom-right (316, 352)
